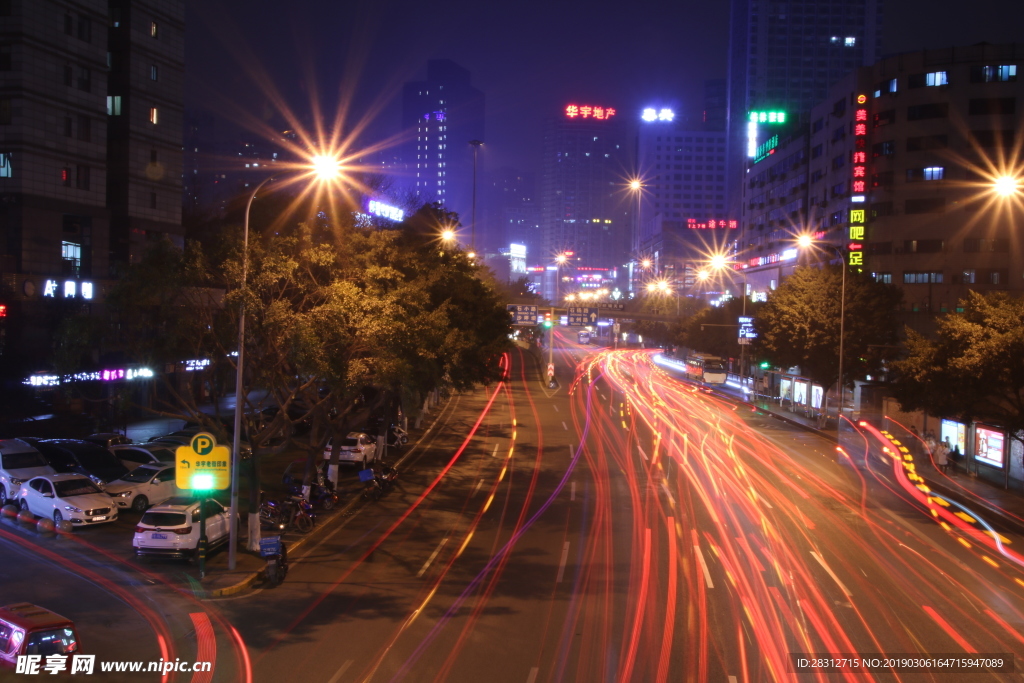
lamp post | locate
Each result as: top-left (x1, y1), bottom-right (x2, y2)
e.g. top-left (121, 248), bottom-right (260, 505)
top-left (705, 255), bottom-right (749, 382)
top-left (228, 155), bottom-right (342, 570)
top-left (469, 140), bottom-right (483, 252)
top-left (797, 235), bottom-right (846, 429)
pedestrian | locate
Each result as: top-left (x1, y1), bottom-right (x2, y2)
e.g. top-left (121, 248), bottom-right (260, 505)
top-left (934, 440), bottom-right (949, 474)
top-left (950, 444), bottom-right (962, 474)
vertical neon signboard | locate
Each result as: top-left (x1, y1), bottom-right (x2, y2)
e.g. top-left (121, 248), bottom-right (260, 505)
top-left (848, 94), bottom-right (868, 268)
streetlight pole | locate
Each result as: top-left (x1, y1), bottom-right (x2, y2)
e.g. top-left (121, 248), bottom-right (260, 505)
top-left (228, 172), bottom-right (276, 570)
top-left (469, 140), bottom-right (483, 252)
top-left (836, 248), bottom-right (847, 428)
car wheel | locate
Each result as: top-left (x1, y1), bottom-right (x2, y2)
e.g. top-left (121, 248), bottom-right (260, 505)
top-left (0, 484), bottom-right (7, 504)
top-left (19, 499), bottom-right (29, 513)
top-left (53, 510), bottom-right (63, 523)
top-left (131, 495), bottom-right (149, 513)
top-left (321, 496), bottom-right (335, 511)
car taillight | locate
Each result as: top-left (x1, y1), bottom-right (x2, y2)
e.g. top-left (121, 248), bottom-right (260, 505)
top-left (173, 526), bottom-right (193, 535)
top-left (135, 526), bottom-right (147, 533)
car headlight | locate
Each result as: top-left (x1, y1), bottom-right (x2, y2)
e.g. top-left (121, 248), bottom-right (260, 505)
top-left (10, 477), bottom-right (23, 485)
top-left (113, 491), bottom-right (132, 498)
top-left (64, 505), bottom-right (82, 513)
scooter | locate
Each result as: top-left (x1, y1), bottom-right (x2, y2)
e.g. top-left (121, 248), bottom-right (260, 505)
top-left (387, 425), bottom-right (409, 448)
top-left (360, 462), bottom-right (399, 501)
top-left (261, 538), bottom-right (288, 587)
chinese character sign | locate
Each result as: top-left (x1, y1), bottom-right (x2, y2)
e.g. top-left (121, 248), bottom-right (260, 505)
top-left (687, 218), bottom-right (737, 229)
top-left (566, 104), bottom-right (616, 120)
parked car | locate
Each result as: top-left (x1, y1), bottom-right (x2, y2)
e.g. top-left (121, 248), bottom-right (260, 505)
top-left (105, 464), bottom-right (180, 512)
top-left (323, 432), bottom-right (376, 469)
top-left (149, 432), bottom-right (252, 460)
top-left (0, 603), bottom-right (80, 667)
top-left (133, 498), bottom-right (230, 559)
top-left (31, 440), bottom-right (129, 486)
top-left (110, 443), bottom-right (177, 471)
top-left (81, 433), bottom-right (132, 449)
top-left (17, 474), bottom-right (117, 525)
top-left (0, 439), bottom-right (56, 504)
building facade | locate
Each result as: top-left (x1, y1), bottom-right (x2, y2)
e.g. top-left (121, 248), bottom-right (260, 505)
top-left (540, 104), bottom-right (630, 278)
top-left (0, 0), bottom-right (183, 371)
top-left (401, 60), bottom-right (485, 226)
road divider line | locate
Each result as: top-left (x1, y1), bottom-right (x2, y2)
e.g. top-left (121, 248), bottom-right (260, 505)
top-left (692, 532), bottom-right (714, 589)
top-left (327, 660), bottom-right (353, 683)
top-left (556, 541), bottom-right (571, 582)
top-left (491, 443), bottom-right (499, 458)
top-left (473, 479), bottom-right (484, 495)
top-left (526, 667), bottom-right (539, 683)
top-left (562, 421), bottom-right (568, 430)
top-left (417, 539), bottom-right (449, 578)
top-left (810, 550), bottom-right (852, 597)
top-left (553, 404), bottom-right (559, 412)
top-left (571, 482), bottom-right (576, 501)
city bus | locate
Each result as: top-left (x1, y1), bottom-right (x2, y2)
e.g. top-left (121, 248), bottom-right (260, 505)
top-left (578, 330), bottom-right (591, 344)
top-left (685, 353), bottom-right (728, 384)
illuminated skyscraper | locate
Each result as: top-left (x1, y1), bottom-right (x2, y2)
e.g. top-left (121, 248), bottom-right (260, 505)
top-left (401, 60), bottom-right (484, 222)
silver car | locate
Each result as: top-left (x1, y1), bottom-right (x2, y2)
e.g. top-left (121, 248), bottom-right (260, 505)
top-left (0, 439), bottom-right (56, 504)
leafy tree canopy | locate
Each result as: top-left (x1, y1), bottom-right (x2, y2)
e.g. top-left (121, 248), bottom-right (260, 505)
top-left (889, 291), bottom-right (1024, 439)
top-left (753, 264), bottom-right (902, 390)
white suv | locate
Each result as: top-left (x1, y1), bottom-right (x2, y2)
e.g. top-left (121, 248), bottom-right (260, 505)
top-left (133, 498), bottom-right (230, 559)
top-left (0, 439), bottom-right (55, 504)
top-left (323, 432), bottom-right (376, 469)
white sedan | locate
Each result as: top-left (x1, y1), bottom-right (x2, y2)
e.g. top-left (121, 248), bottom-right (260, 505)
top-left (17, 474), bottom-right (117, 526)
top-left (105, 464), bottom-right (181, 512)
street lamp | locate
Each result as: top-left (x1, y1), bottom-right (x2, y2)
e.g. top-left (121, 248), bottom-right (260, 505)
top-left (705, 253), bottom-right (750, 379)
top-left (228, 154), bottom-right (343, 569)
top-left (994, 175), bottom-right (1020, 197)
top-left (798, 236), bottom-right (847, 429)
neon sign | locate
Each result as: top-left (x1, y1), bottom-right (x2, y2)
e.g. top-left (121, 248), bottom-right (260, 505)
top-left (565, 105), bottom-right (617, 120)
top-left (754, 134), bottom-right (779, 163)
top-left (25, 366), bottom-right (154, 387)
top-left (687, 218), bottom-right (737, 229)
top-left (847, 94), bottom-right (868, 268)
top-left (42, 279), bottom-right (94, 300)
top-left (641, 107), bottom-right (675, 122)
top-left (747, 110), bottom-right (788, 158)
top-left (367, 200), bottom-right (404, 222)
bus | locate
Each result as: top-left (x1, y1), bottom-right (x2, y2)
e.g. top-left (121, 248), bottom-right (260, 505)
top-left (685, 353), bottom-right (728, 384)
top-left (578, 330), bottom-right (591, 344)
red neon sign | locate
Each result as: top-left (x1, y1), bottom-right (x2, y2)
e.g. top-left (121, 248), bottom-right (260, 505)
top-left (0, 304), bottom-right (6, 318)
top-left (565, 104), bottom-right (617, 120)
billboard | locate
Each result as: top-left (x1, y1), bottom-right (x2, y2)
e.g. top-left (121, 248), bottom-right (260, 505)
top-left (975, 426), bottom-right (1005, 468)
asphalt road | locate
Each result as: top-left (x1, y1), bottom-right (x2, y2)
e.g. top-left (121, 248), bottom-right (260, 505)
top-left (8, 336), bottom-right (1024, 682)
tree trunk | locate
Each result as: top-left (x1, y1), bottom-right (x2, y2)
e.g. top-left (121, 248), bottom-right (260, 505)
top-left (246, 452), bottom-right (262, 552)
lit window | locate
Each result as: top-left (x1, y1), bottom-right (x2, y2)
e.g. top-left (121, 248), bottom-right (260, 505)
top-left (106, 95), bottom-right (122, 116)
top-left (926, 71), bottom-right (948, 86)
top-left (150, 65), bottom-right (158, 80)
top-left (150, 21), bottom-right (158, 38)
top-left (844, 37), bottom-right (856, 47)
top-left (923, 167), bottom-right (944, 180)
top-left (149, 107), bottom-right (158, 124)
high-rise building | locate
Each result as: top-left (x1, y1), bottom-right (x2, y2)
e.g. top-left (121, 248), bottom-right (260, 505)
top-left (481, 166), bottom-right (540, 258)
top-left (0, 0), bottom-right (183, 369)
top-left (726, 0), bottom-right (884, 215)
top-left (633, 108), bottom-right (730, 291)
top-left (540, 103), bottom-right (630, 277)
top-left (401, 60), bottom-right (484, 226)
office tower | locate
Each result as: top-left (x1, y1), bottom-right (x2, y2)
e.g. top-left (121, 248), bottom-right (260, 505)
top-left (540, 103), bottom-right (629, 275)
top-left (0, 0), bottom-right (183, 369)
top-left (634, 107), bottom-right (729, 290)
top-left (482, 167), bottom-right (540, 258)
top-left (704, 79), bottom-right (727, 130)
top-left (401, 60), bottom-right (485, 225)
top-left (726, 0), bottom-right (884, 214)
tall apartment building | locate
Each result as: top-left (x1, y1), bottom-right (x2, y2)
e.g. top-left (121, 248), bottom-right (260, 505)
top-left (401, 60), bottom-right (484, 224)
top-left (726, 0), bottom-right (883, 216)
top-left (737, 44), bottom-right (1024, 327)
top-left (0, 0), bottom-right (183, 370)
top-left (540, 103), bottom-right (629, 275)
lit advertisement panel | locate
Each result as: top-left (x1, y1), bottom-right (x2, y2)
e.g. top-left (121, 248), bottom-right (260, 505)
top-left (941, 419), bottom-right (966, 454)
top-left (565, 105), bottom-right (617, 120)
top-left (975, 426), bottom-right (1005, 468)
top-left (641, 107), bottom-right (675, 122)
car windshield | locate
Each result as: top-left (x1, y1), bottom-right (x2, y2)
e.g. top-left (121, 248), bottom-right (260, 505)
top-left (54, 479), bottom-right (102, 497)
top-left (1, 451), bottom-right (48, 470)
top-left (119, 468), bottom-right (160, 483)
top-left (24, 628), bottom-right (77, 656)
top-left (149, 448), bottom-right (175, 462)
top-left (140, 512), bottom-right (186, 527)
top-left (704, 361), bottom-right (725, 372)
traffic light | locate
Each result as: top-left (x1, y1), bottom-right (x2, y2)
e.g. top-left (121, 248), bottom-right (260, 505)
top-left (542, 312), bottom-right (552, 328)
top-left (759, 361), bottom-right (771, 369)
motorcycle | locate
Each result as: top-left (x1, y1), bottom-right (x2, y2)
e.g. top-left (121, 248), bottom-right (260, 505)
top-left (282, 459), bottom-right (338, 510)
top-left (360, 462), bottom-right (398, 501)
top-left (259, 495), bottom-right (316, 533)
top-left (387, 425), bottom-right (409, 448)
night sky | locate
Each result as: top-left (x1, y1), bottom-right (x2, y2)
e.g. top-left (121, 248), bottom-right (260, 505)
top-left (187, 0), bottom-right (1024, 175)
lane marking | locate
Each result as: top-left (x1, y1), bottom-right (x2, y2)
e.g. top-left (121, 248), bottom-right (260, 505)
top-left (729, 677), bottom-right (738, 683)
top-left (810, 550), bottom-right (852, 597)
top-left (692, 537), bottom-right (714, 589)
top-left (556, 541), bottom-right (571, 582)
top-left (526, 667), bottom-right (539, 683)
top-left (571, 482), bottom-right (576, 501)
top-left (473, 479), bottom-right (484, 495)
top-left (553, 405), bottom-right (559, 412)
top-left (637, 445), bottom-right (648, 461)
top-left (491, 443), bottom-right (499, 458)
top-left (416, 538), bottom-right (448, 578)
top-left (562, 421), bottom-right (568, 431)
top-left (327, 660), bottom-right (353, 683)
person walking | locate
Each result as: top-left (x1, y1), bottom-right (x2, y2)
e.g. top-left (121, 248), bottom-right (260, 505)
top-left (934, 440), bottom-right (949, 474)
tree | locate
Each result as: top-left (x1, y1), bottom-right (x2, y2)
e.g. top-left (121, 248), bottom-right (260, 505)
top-left (753, 265), bottom-right (902, 393)
top-left (889, 291), bottom-right (1024, 443)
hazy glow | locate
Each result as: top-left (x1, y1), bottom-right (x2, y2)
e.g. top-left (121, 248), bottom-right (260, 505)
top-left (641, 259), bottom-right (652, 269)
top-left (441, 229), bottom-right (456, 242)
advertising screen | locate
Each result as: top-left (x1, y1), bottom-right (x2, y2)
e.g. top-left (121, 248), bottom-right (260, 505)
top-left (940, 419), bottom-right (966, 455)
top-left (811, 385), bottom-right (823, 410)
top-left (794, 380), bottom-right (808, 406)
top-left (779, 378), bottom-right (792, 403)
top-left (975, 426), bottom-right (1005, 468)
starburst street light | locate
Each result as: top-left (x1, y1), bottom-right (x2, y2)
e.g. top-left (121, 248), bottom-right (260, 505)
top-left (310, 154), bottom-right (343, 181)
top-left (994, 175), bottom-right (1020, 196)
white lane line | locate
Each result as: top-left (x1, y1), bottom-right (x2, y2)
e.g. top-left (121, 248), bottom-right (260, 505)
top-left (473, 479), bottom-right (484, 495)
top-left (553, 404), bottom-right (559, 412)
top-left (562, 421), bottom-right (568, 430)
top-left (728, 677), bottom-right (738, 683)
top-left (526, 667), bottom-right (539, 683)
top-left (694, 541), bottom-right (714, 589)
top-left (762, 497), bottom-right (773, 509)
top-left (416, 538), bottom-right (448, 578)
top-left (327, 660), bottom-right (354, 683)
top-left (637, 445), bottom-right (648, 461)
top-left (571, 482), bottom-right (576, 501)
top-left (810, 550), bottom-right (852, 597)
top-left (556, 541), bottom-right (571, 582)
top-left (491, 443), bottom-right (499, 458)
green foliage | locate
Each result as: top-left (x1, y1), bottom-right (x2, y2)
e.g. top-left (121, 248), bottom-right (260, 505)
top-left (680, 297), bottom-right (752, 358)
top-left (890, 291), bottom-right (1024, 438)
top-left (753, 265), bottom-right (902, 390)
